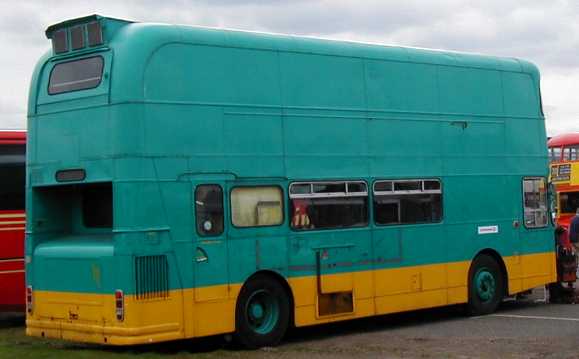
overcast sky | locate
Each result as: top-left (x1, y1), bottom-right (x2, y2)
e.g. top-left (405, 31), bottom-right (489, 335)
top-left (0, 0), bottom-right (577, 135)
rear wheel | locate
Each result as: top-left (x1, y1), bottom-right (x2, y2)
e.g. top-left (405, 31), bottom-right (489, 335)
top-left (467, 255), bottom-right (504, 316)
top-left (235, 275), bottom-right (290, 349)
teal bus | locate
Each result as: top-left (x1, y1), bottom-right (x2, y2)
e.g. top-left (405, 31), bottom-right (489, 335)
top-left (26, 15), bottom-right (556, 348)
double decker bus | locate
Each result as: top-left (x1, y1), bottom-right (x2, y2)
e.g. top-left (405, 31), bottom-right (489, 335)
top-left (0, 130), bottom-right (26, 312)
top-left (548, 133), bottom-right (579, 229)
top-left (26, 15), bottom-right (556, 348)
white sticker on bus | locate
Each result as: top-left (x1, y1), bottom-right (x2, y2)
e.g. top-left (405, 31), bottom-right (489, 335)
top-left (478, 225), bottom-right (499, 235)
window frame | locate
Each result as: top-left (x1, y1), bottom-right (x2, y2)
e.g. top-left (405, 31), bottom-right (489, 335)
top-left (289, 180), bottom-right (368, 199)
top-left (229, 185), bottom-right (285, 229)
top-left (563, 148), bottom-right (571, 161)
top-left (568, 145), bottom-right (579, 161)
top-left (48, 55), bottom-right (104, 95)
top-left (372, 178), bottom-right (443, 226)
top-left (289, 180), bottom-right (369, 232)
top-left (551, 146), bottom-right (562, 162)
top-left (521, 176), bottom-right (549, 229)
top-left (195, 184), bottom-right (224, 237)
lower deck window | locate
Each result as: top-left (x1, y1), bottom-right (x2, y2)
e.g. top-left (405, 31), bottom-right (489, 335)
top-left (291, 197), bottom-right (368, 230)
top-left (231, 186), bottom-right (283, 227)
top-left (560, 192), bottom-right (579, 214)
top-left (374, 194), bottom-right (441, 224)
top-left (373, 179), bottom-right (442, 226)
top-left (523, 177), bottom-right (548, 228)
top-left (290, 181), bottom-right (368, 231)
top-left (195, 185), bottom-right (224, 236)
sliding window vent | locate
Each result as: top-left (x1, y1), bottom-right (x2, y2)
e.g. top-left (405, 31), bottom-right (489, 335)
top-left (135, 255), bottom-right (169, 300)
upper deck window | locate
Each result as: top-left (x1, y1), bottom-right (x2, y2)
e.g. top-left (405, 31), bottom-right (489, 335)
top-left (70, 26), bottom-right (85, 50)
top-left (549, 147), bottom-right (562, 162)
top-left (87, 22), bottom-right (103, 47)
top-left (52, 29), bottom-right (68, 54)
top-left (563, 146), bottom-right (579, 161)
top-left (48, 56), bottom-right (104, 95)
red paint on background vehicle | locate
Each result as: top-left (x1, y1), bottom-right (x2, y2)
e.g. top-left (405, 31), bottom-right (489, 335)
top-left (0, 131), bottom-right (26, 312)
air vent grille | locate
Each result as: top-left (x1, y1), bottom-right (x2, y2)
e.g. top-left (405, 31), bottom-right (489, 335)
top-left (135, 255), bottom-right (169, 300)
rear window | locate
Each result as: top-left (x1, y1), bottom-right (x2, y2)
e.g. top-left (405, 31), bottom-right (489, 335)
top-left (48, 56), bottom-right (104, 95)
top-left (0, 144), bottom-right (26, 210)
top-left (82, 183), bottom-right (112, 228)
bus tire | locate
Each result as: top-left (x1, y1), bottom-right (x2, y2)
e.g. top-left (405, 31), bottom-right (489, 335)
top-left (466, 254), bottom-right (504, 316)
top-left (234, 274), bottom-right (290, 349)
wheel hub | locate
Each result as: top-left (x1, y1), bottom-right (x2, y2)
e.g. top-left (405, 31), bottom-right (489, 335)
top-left (245, 289), bottom-right (280, 335)
top-left (475, 268), bottom-right (496, 303)
top-left (250, 303), bottom-right (264, 319)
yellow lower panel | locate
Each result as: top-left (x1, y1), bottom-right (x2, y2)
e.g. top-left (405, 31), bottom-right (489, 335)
top-left (27, 252), bottom-right (556, 344)
top-left (190, 283), bottom-right (241, 338)
top-left (27, 289), bottom-right (185, 345)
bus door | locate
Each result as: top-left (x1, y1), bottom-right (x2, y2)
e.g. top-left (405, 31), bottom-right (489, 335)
top-left (192, 181), bottom-right (229, 302)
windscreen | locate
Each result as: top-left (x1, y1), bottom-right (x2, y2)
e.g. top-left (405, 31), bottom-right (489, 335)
top-left (0, 144), bottom-right (25, 210)
top-left (48, 56), bottom-right (104, 95)
top-left (560, 192), bottom-right (579, 214)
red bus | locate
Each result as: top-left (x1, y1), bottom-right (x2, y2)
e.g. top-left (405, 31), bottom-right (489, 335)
top-left (0, 131), bottom-right (26, 312)
top-left (548, 133), bottom-right (579, 229)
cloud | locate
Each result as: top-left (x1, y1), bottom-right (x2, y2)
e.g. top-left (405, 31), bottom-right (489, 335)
top-left (0, 99), bottom-right (26, 129)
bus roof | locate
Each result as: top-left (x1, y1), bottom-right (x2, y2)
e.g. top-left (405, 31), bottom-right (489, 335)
top-left (0, 131), bottom-right (26, 145)
top-left (548, 133), bottom-right (579, 147)
top-left (44, 14), bottom-right (540, 74)
top-left (30, 14), bottom-right (542, 115)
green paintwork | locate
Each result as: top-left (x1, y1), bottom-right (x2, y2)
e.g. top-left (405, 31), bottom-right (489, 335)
top-left (26, 15), bottom-right (553, 296)
top-left (246, 289), bottom-right (279, 335)
top-left (474, 268), bottom-right (496, 303)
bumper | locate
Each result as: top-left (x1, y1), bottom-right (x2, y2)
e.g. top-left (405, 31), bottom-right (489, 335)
top-left (26, 318), bottom-right (183, 345)
top-left (25, 289), bottom-right (187, 345)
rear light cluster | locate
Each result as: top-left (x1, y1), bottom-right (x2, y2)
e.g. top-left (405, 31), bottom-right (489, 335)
top-left (26, 286), bottom-right (33, 314)
top-left (115, 290), bottom-right (124, 321)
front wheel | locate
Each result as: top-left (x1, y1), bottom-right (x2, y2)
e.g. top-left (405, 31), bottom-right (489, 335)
top-left (466, 255), bottom-right (504, 316)
top-left (235, 275), bottom-right (290, 349)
